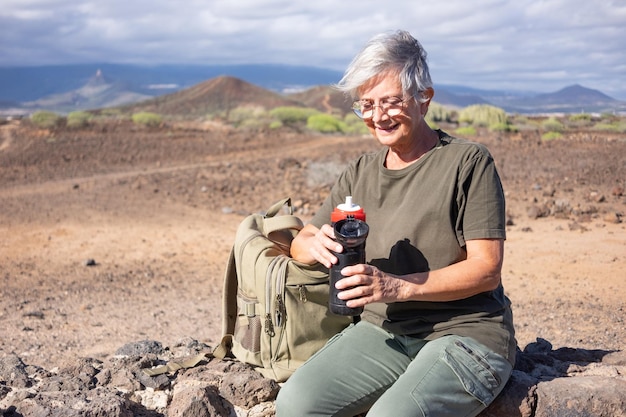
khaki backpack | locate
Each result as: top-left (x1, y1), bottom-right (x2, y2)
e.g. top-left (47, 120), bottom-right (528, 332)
top-left (217, 198), bottom-right (351, 382)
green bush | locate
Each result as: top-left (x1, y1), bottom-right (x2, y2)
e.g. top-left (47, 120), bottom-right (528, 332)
top-left (269, 106), bottom-right (318, 125)
top-left (455, 126), bottom-right (477, 136)
top-left (541, 131), bottom-right (562, 141)
top-left (132, 112), bottom-right (163, 127)
top-left (541, 117), bottom-right (564, 132)
top-left (427, 102), bottom-right (457, 123)
top-left (592, 121), bottom-right (626, 133)
top-left (227, 106), bottom-right (267, 127)
top-left (489, 122), bottom-right (517, 133)
top-left (458, 104), bottom-right (508, 128)
top-left (67, 111), bottom-right (92, 128)
top-left (30, 111), bottom-right (62, 129)
top-left (269, 120), bottom-right (283, 129)
top-left (307, 114), bottom-right (345, 133)
top-left (342, 113), bottom-right (370, 135)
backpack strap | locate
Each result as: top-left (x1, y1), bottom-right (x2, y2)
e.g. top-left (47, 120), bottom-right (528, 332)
top-left (213, 248), bottom-right (237, 359)
top-left (263, 198), bottom-right (303, 236)
top-left (265, 197), bottom-right (293, 217)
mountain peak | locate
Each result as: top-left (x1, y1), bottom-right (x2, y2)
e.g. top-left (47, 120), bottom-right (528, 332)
top-left (86, 69), bottom-right (109, 87)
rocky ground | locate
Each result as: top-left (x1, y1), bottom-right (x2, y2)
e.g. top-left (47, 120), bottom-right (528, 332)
top-left (0, 119), bottom-right (625, 415)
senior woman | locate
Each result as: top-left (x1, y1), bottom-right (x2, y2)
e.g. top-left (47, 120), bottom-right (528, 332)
top-left (275, 30), bottom-right (516, 417)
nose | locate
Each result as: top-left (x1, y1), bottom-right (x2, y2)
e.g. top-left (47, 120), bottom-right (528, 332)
top-left (371, 105), bottom-right (389, 122)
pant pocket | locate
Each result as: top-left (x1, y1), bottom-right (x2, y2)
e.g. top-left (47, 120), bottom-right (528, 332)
top-left (442, 338), bottom-right (502, 406)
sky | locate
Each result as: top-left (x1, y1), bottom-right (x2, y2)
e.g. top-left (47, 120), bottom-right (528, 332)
top-left (2, 0), bottom-right (626, 99)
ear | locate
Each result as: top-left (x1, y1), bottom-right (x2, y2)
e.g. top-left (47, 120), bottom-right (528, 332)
top-left (420, 88), bottom-right (435, 115)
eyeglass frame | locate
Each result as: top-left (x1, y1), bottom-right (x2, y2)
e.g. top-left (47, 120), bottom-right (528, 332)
top-left (351, 95), bottom-right (416, 120)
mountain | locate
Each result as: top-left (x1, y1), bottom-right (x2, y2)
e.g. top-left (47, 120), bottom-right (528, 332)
top-left (1, 64), bottom-right (624, 115)
top-left (496, 84), bottom-right (623, 113)
top-left (123, 75), bottom-right (304, 117)
top-left (0, 64), bottom-right (343, 103)
top-left (286, 85), bottom-right (351, 114)
top-left (21, 69), bottom-right (152, 112)
top-left (431, 88), bottom-right (491, 108)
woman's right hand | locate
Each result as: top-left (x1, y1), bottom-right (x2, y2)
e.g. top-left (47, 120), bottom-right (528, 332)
top-left (290, 223), bottom-right (343, 268)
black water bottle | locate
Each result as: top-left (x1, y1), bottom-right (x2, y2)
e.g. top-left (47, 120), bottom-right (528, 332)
top-left (329, 216), bottom-right (369, 316)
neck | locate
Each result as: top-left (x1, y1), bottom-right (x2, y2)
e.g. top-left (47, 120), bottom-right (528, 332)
top-left (386, 129), bottom-right (439, 170)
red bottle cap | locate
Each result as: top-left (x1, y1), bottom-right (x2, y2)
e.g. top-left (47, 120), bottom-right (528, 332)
top-left (331, 196), bottom-right (366, 223)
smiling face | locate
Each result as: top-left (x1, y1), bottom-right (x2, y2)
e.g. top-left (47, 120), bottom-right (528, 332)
top-left (357, 69), bottom-right (434, 156)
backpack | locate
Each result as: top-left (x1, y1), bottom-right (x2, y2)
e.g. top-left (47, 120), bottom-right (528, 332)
top-left (217, 198), bottom-right (351, 382)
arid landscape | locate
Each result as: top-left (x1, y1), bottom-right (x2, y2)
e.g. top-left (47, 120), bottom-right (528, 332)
top-left (1, 112), bottom-right (625, 375)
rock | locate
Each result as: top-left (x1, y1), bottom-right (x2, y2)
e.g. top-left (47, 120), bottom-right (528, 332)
top-left (115, 340), bottom-right (165, 357)
top-left (534, 377), bottom-right (626, 417)
top-left (1, 338), bottom-right (625, 417)
top-left (0, 355), bottom-right (31, 389)
top-left (168, 381), bottom-right (230, 416)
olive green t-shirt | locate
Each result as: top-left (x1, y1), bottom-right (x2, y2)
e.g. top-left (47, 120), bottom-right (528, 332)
top-left (310, 130), bottom-right (516, 364)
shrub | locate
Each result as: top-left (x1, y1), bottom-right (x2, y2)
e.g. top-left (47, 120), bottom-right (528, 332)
top-left (227, 106), bottom-right (267, 127)
top-left (455, 126), bottom-right (477, 136)
top-left (342, 113), bottom-right (370, 135)
top-left (458, 105), bottom-right (508, 128)
top-left (30, 111), bottom-right (62, 129)
top-left (132, 112), bottom-right (163, 127)
top-left (489, 122), bottom-right (517, 133)
top-left (269, 107), bottom-right (318, 125)
top-left (307, 114), bottom-right (345, 133)
top-left (67, 111), bottom-right (92, 128)
top-left (592, 121), bottom-right (626, 133)
top-left (541, 131), bottom-right (562, 141)
top-left (427, 102), bottom-right (456, 123)
top-left (269, 120), bottom-right (283, 129)
top-left (541, 117), bottom-right (564, 132)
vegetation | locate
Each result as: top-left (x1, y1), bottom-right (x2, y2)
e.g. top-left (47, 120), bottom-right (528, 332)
top-left (131, 112), bottom-right (163, 127)
top-left (269, 106), bottom-right (318, 126)
top-left (427, 102), bottom-right (457, 124)
top-left (66, 111), bottom-right (93, 128)
top-left (458, 104), bottom-right (510, 131)
top-left (30, 111), bottom-right (62, 129)
top-left (342, 113), bottom-right (370, 135)
top-left (455, 126), bottom-right (477, 136)
top-left (541, 117), bottom-right (564, 133)
top-left (541, 131), bottom-right (563, 141)
top-left (306, 114), bottom-right (345, 133)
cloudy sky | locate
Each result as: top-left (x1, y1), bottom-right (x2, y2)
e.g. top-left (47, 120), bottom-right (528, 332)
top-left (2, 0), bottom-right (626, 99)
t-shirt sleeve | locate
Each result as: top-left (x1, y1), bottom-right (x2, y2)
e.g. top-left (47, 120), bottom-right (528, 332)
top-left (456, 148), bottom-right (506, 244)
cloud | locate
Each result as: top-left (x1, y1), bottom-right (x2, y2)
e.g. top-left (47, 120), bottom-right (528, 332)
top-left (1, 0), bottom-right (625, 99)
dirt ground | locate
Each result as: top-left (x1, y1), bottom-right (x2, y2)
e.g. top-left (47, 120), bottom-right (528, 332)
top-left (1, 119), bottom-right (624, 370)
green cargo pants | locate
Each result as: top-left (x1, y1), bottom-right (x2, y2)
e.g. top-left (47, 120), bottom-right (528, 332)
top-left (276, 320), bottom-right (512, 417)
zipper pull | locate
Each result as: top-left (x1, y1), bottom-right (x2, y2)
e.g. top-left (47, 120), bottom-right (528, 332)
top-left (275, 294), bottom-right (286, 327)
top-left (298, 285), bottom-right (307, 302)
top-left (264, 314), bottom-right (275, 337)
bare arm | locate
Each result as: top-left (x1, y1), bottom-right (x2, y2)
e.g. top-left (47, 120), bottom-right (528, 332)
top-left (336, 238), bottom-right (504, 306)
top-left (290, 223), bottom-right (343, 267)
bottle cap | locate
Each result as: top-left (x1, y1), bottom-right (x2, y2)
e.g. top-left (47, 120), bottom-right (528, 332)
top-left (331, 196), bottom-right (366, 223)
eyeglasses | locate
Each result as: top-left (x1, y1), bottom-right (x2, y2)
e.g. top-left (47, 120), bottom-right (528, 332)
top-left (351, 96), bottom-right (414, 120)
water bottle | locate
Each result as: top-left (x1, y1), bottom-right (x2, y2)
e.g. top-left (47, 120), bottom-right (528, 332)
top-left (329, 215), bottom-right (369, 316)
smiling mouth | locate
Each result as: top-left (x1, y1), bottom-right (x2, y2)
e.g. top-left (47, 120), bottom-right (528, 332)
top-left (376, 123), bottom-right (398, 133)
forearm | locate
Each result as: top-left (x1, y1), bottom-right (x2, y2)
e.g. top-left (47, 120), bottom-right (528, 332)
top-left (290, 224), bottom-right (321, 264)
top-left (398, 238), bottom-right (504, 302)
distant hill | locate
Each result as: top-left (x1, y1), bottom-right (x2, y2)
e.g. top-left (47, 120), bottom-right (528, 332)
top-left (124, 76), bottom-right (303, 117)
top-left (286, 85), bottom-right (351, 114)
top-left (432, 88), bottom-right (491, 108)
top-left (21, 69), bottom-right (152, 113)
top-left (497, 84), bottom-right (623, 113)
top-left (1, 64), bottom-right (625, 115)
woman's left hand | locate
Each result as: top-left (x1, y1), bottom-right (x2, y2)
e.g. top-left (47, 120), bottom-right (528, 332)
top-left (334, 264), bottom-right (407, 307)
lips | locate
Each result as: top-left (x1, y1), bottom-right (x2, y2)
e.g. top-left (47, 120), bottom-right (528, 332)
top-left (376, 123), bottom-right (399, 133)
